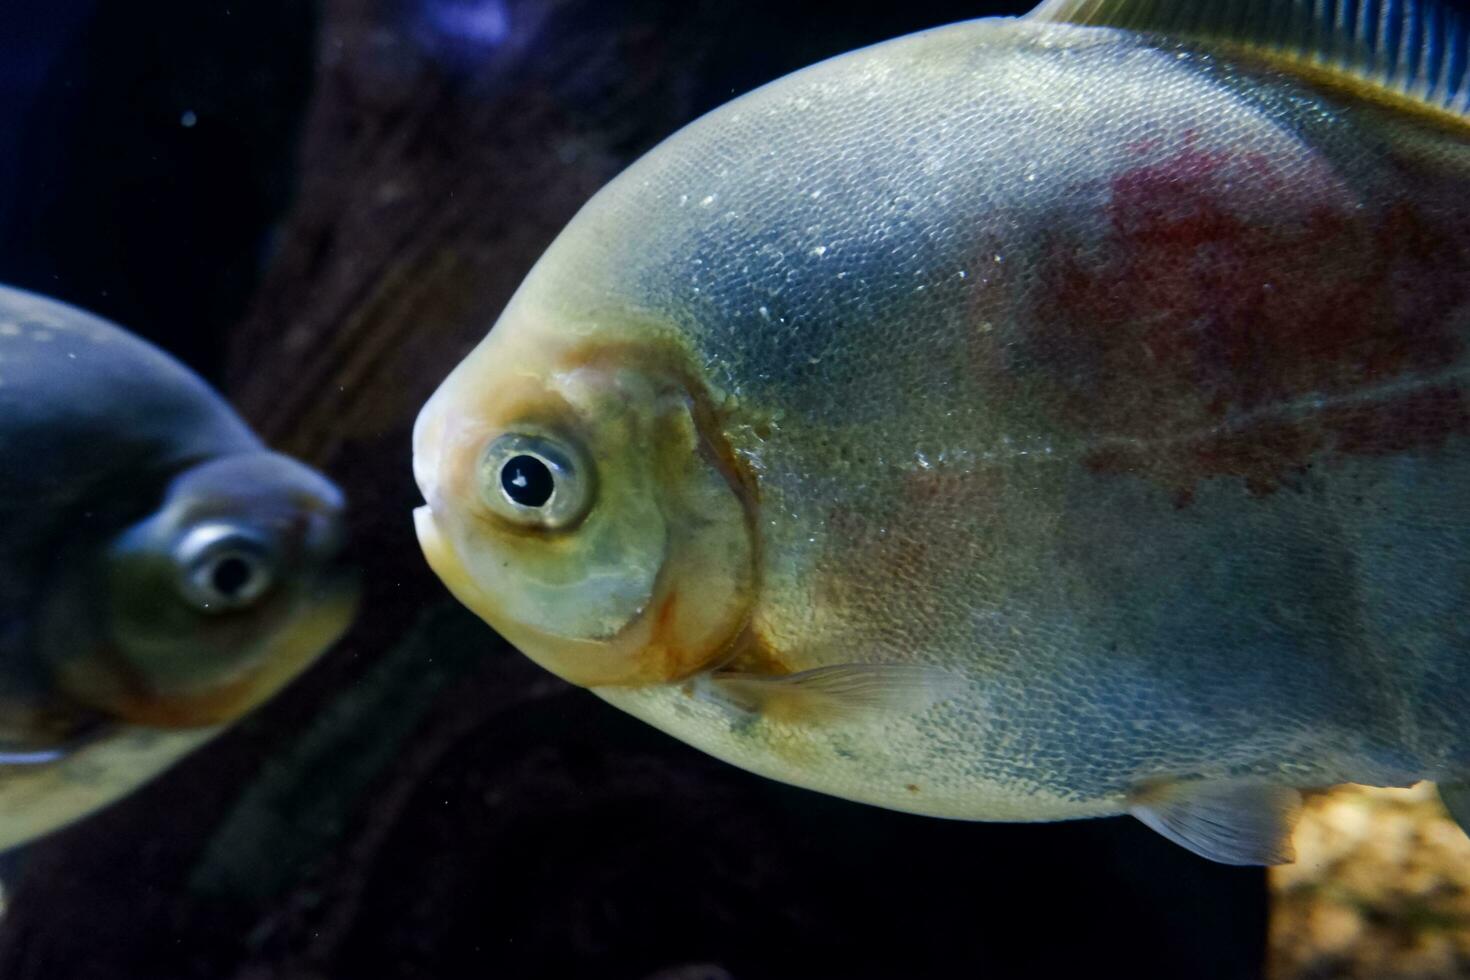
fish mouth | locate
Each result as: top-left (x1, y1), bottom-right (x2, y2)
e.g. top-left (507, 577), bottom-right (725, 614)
top-left (413, 503), bottom-right (497, 622)
top-left (412, 504), bottom-right (451, 580)
top-left (411, 360), bottom-right (466, 515)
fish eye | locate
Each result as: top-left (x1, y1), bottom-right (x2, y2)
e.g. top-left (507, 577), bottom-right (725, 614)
top-left (479, 432), bottom-right (593, 530)
top-left (501, 455), bottom-right (554, 507)
top-left (174, 523), bottom-right (277, 613)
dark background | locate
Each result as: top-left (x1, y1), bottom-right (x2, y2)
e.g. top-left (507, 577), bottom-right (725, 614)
top-left (0, 2), bottom-right (1284, 977)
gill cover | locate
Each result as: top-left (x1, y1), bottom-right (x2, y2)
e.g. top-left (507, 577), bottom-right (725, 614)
top-left (413, 326), bottom-right (755, 688)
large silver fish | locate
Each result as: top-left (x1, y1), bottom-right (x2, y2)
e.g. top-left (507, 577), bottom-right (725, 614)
top-left (0, 285), bottom-right (356, 849)
top-left (412, 0), bottom-right (1470, 864)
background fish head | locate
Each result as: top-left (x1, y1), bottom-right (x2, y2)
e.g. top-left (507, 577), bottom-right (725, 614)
top-left (34, 451), bottom-right (358, 728)
top-left (412, 297), bottom-right (756, 689)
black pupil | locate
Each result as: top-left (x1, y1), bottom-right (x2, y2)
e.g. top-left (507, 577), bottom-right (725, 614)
top-left (211, 556), bottom-right (255, 598)
top-left (501, 454), bottom-right (555, 507)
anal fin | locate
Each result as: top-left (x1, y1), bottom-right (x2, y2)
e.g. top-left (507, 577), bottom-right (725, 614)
top-left (1129, 778), bottom-right (1303, 865)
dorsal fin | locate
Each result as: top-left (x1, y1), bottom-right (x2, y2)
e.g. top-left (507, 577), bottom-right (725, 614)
top-left (1028, 0), bottom-right (1470, 117)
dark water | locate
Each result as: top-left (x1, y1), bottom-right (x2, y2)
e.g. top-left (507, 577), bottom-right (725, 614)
top-left (0, 0), bottom-right (1334, 976)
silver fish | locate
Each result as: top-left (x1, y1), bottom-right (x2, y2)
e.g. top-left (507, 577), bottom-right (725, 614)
top-left (413, 0), bottom-right (1470, 864)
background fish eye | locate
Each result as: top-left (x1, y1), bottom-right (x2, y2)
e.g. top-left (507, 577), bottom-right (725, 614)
top-left (478, 432), bottom-right (594, 530)
top-left (173, 523), bottom-right (278, 612)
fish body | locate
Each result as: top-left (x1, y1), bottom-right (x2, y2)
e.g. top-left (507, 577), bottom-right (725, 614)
top-left (0, 285), bottom-right (356, 849)
top-left (414, 0), bottom-right (1470, 862)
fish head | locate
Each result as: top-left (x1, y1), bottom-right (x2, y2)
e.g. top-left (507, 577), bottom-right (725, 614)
top-left (38, 452), bottom-right (359, 727)
top-left (412, 301), bottom-right (756, 688)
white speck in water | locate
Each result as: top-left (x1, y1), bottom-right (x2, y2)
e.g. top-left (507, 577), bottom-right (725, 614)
top-left (678, 194), bottom-right (688, 206)
top-left (758, 306), bottom-right (770, 319)
top-left (66, 352), bottom-right (76, 359)
top-left (180, 110), bottom-right (198, 128)
top-left (811, 245), bottom-right (827, 257)
top-left (700, 195), bottom-right (716, 207)
top-left (957, 270), bottom-right (968, 279)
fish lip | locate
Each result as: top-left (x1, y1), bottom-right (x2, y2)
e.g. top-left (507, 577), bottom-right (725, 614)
top-left (411, 381), bottom-right (453, 509)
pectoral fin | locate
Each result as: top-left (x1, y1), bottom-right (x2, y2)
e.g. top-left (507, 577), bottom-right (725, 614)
top-left (696, 663), bottom-right (965, 724)
top-left (1129, 779), bottom-right (1303, 865)
top-left (1437, 782), bottom-right (1470, 838)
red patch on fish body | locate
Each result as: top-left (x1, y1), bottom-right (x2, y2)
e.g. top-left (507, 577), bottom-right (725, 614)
top-left (1024, 129), bottom-right (1469, 498)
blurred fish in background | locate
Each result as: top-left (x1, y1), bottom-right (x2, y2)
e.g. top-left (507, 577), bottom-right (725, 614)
top-left (0, 283), bottom-right (358, 850)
